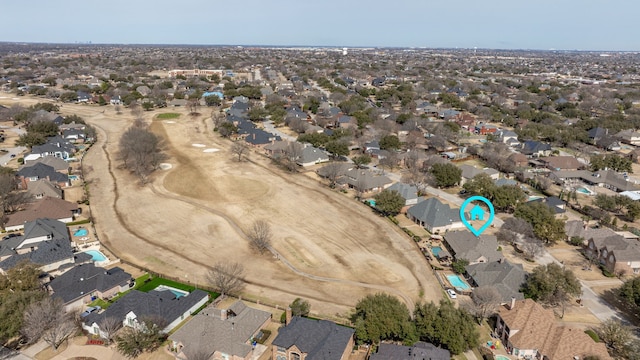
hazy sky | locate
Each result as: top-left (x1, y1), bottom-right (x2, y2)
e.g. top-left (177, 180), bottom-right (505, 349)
top-left (2, 0), bottom-right (638, 51)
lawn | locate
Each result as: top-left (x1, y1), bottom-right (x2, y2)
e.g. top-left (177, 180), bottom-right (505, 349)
top-left (156, 113), bottom-right (181, 119)
top-left (137, 276), bottom-right (196, 292)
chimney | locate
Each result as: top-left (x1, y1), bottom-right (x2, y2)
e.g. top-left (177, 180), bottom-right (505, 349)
top-left (509, 297), bottom-right (516, 310)
top-left (285, 307), bottom-right (292, 325)
top-left (221, 309), bottom-right (227, 320)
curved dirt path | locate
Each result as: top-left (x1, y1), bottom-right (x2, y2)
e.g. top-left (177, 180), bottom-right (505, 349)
top-left (88, 118), bottom-right (415, 313)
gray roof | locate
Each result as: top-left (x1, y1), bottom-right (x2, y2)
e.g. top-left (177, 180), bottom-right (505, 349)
top-left (0, 237), bottom-right (73, 271)
top-left (444, 231), bottom-right (503, 263)
top-left (272, 316), bottom-right (354, 360)
top-left (370, 342), bottom-right (450, 360)
top-left (84, 289), bottom-right (209, 329)
top-left (387, 182), bottom-right (418, 202)
top-left (23, 218), bottom-right (70, 243)
top-left (169, 301), bottom-right (271, 359)
top-left (26, 179), bottom-right (63, 199)
top-left (459, 164), bottom-right (498, 180)
top-left (466, 261), bottom-right (526, 303)
top-left (552, 170), bottom-right (639, 192)
top-left (494, 178), bottom-right (518, 187)
top-left (24, 156), bottom-right (69, 172)
top-left (298, 146), bottom-right (329, 165)
top-left (407, 197), bottom-right (460, 229)
top-left (17, 163), bottom-right (68, 184)
top-left (49, 264), bottom-right (131, 304)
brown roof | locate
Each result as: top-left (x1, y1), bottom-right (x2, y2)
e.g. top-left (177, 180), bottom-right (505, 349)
top-left (499, 300), bottom-right (612, 360)
top-left (540, 327), bottom-right (612, 360)
top-left (499, 299), bottom-right (556, 349)
top-left (6, 197), bottom-right (77, 227)
top-left (540, 156), bottom-right (582, 170)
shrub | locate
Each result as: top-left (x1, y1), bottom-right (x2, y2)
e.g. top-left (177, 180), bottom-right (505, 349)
top-left (585, 329), bottom-right (600, 342)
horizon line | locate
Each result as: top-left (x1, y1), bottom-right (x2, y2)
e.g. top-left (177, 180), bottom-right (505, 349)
top-left (0, 41), bottom-right (638, 53)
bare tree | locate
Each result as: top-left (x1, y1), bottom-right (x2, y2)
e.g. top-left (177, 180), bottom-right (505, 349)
top-left (520, 236), bottom-right (544, 260)
top-left (247, 220), bottom-right (272, 253)
top-left (465, 286), bottom-right (503, 324)
top-left (118, 126), bottom-right (167, 183)
top-left (206, 261), bottom-right (245, 296)
top-left (231, 142), bottom-right (249, 162)
top-left (22, 297), bottom-right (77, 351)
top-left (114, 104), bottom-right (122, 114)
top-left (187, 99), bottom-right (200, 115)
top-left (281, 142), bottom-right (302, 172)
top-left (99, 317), bottom-right (122, 345)
top-left (322, 162), bottom-right (343, 188)
top-left (116, 316), bottom-right (167, 358)
top-left (130, 103), bottom-right (143, 121)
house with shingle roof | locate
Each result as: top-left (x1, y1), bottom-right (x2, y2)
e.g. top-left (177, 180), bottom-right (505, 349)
top-left (0, 218), bottom-right (76, 274)
top-left (465, 260), bottom-right (525, 303)
top-left (26, 179), bottom-right (63, 200)
top-left (271, 316), bottom-right (354, 360)
top-left (370, 341), bottom-right (450, 360)
top-left (5, 197), bottom-right (78, 231)
top-left (24, 155), bottom-right (70, 174)
top-left (538, 156), bottom-right (581, 171)
top-left (496, 299), bottom-right (611, 360)
top-left (520, 141), bottom-right (552, 158)
top-left (549, 169), bottom-right (640, 193)
top-left (83, 289), bottom-right (209, 339)
top-left (458, 164), bottom-right (499, 185)
top-left (48, 263), bottom-right (132, 311)
top-left (17, 163), bottom-right (70, 189)
top-left (169, 301), bottom-right (271, 360)
top-left (616, 129), bottom-right (640, 146)
top-left (386, 182), bottom-right (419, 206)
top-left (407, 198), bottom-right (464, 234)
top-left (586, 234), bottom-right (640, 275)
top-left (443, 231), bottom-right (502, 264)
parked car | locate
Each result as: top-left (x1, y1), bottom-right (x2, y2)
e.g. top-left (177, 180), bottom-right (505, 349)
top-left (80, 306), bottom-right (101, 317)
top-left (446, 289), bottom-right (457, 299)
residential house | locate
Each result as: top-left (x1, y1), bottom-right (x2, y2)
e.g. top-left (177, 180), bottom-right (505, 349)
top-left (48, 263), bottom-right (132, 311)
top-left (83, 289), bottom-right (209, 338)
top-left (337, 167), bottom-right (392, 194)
top-left (297, 145), bottom-right (330, 167)
top-left (271, 315), bottom-right (354, 360)
top-left (62, 128), bottom-right (86, 143)
top-left (494, 178), bottom-right (518, 187)
top-left (5, 197), bottom-right (78, 231)
top-left (31, 110), bottom-right (64, 125)
top-left (370, 342), bottom-right (450, 360)
top-left (458, 164), bottom-right (500, 185)
top-left (17, 163), bottom-right (70, 189)
top-left (586, 235), bottom-right (640, 275)
top-left (475, 124), bottom-right (498, 135)
top-left (169, 301), bottom-right (271, 360)
top-left (616, 129), bottom-right (640, 146)
top-left (549, 169), bottom-right (640, 193)
top-left (29, 136), bottom-right (75, 160)
top-left (538, 156), bottom-right (581, 171)
top-left (499, 130), bottom-right (519, 145)
top-left (443, 231), bottom-right (502, 264)
top-left (386, 183), bottom-right (419, 206)
top-left (520, 141), bottom-right (552, 158)
top-left (565, 220), bottom-right (618, 245)
top-left (0, 218), bottom-right (76, 274)
top-left (496, 299), bottom-right (611, 360)
top-left (530, 196), bottom-right (566, 214)
top-left (587, 127), bottom-right (608, 143)
top-left (465, 260), bottom-right (526, 303)
top-left (507, 153), bottom-right (528, 169)
top-left (26, 179), bottom-right (63, 200)
top-left (406, 198), bottom-right (464, 234)
top-left (110, 95), bottom-right (122, 105)
top-left (23, 155), bottom-right (70, 174)
top-left (596, 136), bottom-right (622, 151)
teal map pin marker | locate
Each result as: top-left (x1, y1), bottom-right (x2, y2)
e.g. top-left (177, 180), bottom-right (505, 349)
top-left (459, 196), bottom-right (495, 237)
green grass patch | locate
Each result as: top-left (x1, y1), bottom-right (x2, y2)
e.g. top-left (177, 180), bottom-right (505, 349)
top-left (66, 219), bottom-right (91, 226)
top-left (137, 277), bottom-right (195, 293)
top-left (585, 329), bottom-right (600, 342)
top-left (88, 298), bottom-right (109, 309)
top-left (156, 113), bottom-right (181, 119)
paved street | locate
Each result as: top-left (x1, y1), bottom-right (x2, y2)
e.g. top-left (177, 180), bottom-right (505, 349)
top-left (262, 120), bottom-right (296, 141)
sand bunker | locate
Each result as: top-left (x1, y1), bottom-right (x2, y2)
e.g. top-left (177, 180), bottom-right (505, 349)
top-left (159, 163), bottom-right (173, 170)
top-left (165, 121), bottom-right (176, 124)
top-left (191, 144), bottom-right (206, 147)
top-left (203, 148), bottom-right (220, 153)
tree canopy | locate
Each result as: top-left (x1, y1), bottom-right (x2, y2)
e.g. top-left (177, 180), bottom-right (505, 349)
top-left (373, 189), bottom-right (405, 216)
top-left (379, 135), bottom-right (401, 151)
top-left (463, 173), bottom-right (525, 212)
top-left (413, 300), bottom-right (480, 355)
top-left (619, 276), bottom-right (640, 307)
top-left (429, 163), bottom-right (462, 188)
top-left (0, 261), bottom-right (46, 343)
top-left (522, 263), bottom-right (581, 317)
top-left (351, 293), bottom-right (415, 345)
top-left (514, 202), bottom-right (566, 244)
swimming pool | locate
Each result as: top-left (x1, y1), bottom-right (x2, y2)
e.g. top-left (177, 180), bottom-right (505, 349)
top-left (446, 274), bottom-right (471, 291)
top-left (495, 356), bottom-right (510, 360)
top-left (74, 228), bottom-right (88, 237)
top-left (68, 175), bottom-right (79, 180)
top-left (527, 195), bottom-right (543, 202)
top-left (82, 250), bottom-right (107, 262)
top-left (431, 246), bottom-right (443, 257)
top-left (577, 187), bottom-right (595, 195)
top-left (154, 285), bottom-right (189, 299)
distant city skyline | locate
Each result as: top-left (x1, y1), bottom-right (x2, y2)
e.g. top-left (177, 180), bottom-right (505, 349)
top-left (3, 0), bottom-right (639, 51)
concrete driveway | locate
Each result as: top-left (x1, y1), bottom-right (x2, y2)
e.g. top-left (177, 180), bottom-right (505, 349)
top-left (262, 120), bottom-right (296, 142)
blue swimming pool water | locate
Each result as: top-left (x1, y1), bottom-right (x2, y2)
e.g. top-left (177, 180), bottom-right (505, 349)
top-left (68, 175), bottom-right (79, 180)
top-left (74, 228), bottom-right (88, 237)
top-left (83, 250), bottom-right (107, 262)
top-left (495, 356), bottom-right (510, 360)
top-left (154, 285), bottom-right (189, 299)
top-left (446, 274), bottom-right (470, 290)
top-left (431, 246), bottom-right (443, 257)
top-left (170, 290), bottom-right (186, 298)
top-left (577, 187), bottom-right (593, 194)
